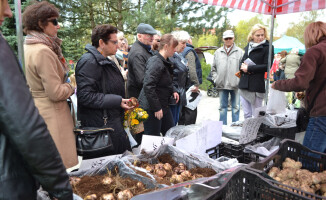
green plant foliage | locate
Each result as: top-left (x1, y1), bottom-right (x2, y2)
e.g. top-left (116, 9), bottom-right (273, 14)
top-left (199, 59), bottom-right (211, 91)
top-left (234, 15), bottom-right (264, 49)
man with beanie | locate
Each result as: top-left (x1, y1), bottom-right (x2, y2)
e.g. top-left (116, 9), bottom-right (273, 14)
top-left (211, 30), bottom-right (243, 125)
top-left (127, 23), bottom-right (156, 99)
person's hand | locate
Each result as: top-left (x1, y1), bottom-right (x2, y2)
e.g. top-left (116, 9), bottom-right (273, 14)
top-left (191, 85), bottom-right (199, 93)
top-left (121, 98), bottom-right (134, 110)
top-left (173, 92), bottom-right (179, 104)
top-left (155, 109), bottom-right (163, 120)
top-left (271, 82), bottom-right (276, 89)
top-left (240, 63), bottom-right (248, 73)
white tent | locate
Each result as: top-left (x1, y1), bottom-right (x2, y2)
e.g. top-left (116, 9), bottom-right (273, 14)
top-left (190, 0), bottom-right (326, 102)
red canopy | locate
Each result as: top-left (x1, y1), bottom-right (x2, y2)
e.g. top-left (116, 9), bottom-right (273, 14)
top-left (190, 0), bottom-right (326, 15)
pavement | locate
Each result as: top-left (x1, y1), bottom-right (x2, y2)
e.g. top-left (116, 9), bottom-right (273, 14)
top-left (196, 90), bottom-right (244, 125)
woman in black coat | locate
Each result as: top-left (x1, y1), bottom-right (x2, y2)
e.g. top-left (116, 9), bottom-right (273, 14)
top-left (76, 24), bottom-right (133, 158)
top-left (169, 30), bottom-right (190, 125)
top-left (138, 34), bottom-right (179, 136)
top-left (238, 24), bottom-right (274, 119)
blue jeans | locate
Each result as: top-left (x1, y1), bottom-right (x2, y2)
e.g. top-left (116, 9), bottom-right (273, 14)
top-left (170, 104), bottom-right (181, 126)
top-left (219, 89), bottom-right (240, 125)
top-left (303, 116), bottom-right (326, 153)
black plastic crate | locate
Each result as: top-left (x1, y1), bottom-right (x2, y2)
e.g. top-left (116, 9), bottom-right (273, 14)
top-left (251, 139), bottom-right (326, 172)
top-left (204, 167), bottom-right (318, 200)
top-left (259, 123), bottom-right (299, 140)
top-left (249, 139), bottom-right (326, 200)
top-left (206, 134), bottom-right (273, 163)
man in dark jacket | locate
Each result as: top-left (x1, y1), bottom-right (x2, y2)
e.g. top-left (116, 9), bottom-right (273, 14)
top-left (127, 23), bottom-right (156, 99)
top-left (0, 2), bottom-right (72, 199)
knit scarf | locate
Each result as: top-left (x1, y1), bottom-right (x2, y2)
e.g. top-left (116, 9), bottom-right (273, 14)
top-left (248, 40), bottom-right (266, 55)
top-left (24, 31), bottom-right (68, 72)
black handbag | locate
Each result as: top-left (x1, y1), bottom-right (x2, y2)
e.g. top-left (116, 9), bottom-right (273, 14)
top-left (74, 70), bottom-right (115, 158)
top-left (296, 78), bottom-right (326, 132)
top-left (74, 127), bottom-right (114, 157)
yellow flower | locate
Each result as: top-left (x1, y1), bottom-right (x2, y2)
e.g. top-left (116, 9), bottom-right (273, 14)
top-left (131, 112), bottom-right (137, 119)
top-left (142, 113), bottom-right (149, 119)
top-left (131, 119), bottom-right (139, 126)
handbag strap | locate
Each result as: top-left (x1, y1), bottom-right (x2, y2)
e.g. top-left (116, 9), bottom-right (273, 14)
top-left (102, 69), bottom-right (109, 126)
top-left (307, 78), bottom-right (326, 113)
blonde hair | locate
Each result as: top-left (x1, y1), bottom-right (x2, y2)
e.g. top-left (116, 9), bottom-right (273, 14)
top-left (304, 21), bottom-right (326, 48)
top-left (247, 24), bottom-right (270, 42)
top-left (69, 73), bottom-right (76, 88)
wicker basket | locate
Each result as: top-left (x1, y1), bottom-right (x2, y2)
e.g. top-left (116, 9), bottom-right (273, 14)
top-left (130, 121), bottom-right (144, 134)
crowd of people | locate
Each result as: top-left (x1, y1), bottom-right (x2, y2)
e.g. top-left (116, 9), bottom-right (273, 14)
top-left (1, 0), bottom-right (326, 199)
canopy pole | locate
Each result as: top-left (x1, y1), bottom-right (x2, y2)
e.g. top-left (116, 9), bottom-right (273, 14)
top-left (15, 0), bottom-right (24, 72)
top-left (265, 0), bottom-right (276, 105)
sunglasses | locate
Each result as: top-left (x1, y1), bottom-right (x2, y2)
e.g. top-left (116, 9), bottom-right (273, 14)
top-left (156, 39), bottom-right (160, 42)
top-left (48, 18), bottom-right (58, 26)
top-left (224, 37), bottom-right (233, 41)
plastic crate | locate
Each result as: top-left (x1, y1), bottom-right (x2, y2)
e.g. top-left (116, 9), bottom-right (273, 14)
top-left (259, 123), bottom-right (299, 140)
top-left (249, 139), bottom-right (326, 200)
top-left (203, 167), bottom-right (317, 200)
top-left (206, 134), bottom-right (273, 163)
top-left (251, 139), bottom-right (326, 172)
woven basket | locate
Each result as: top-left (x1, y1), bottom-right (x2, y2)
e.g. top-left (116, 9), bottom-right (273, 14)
top-left (130, 121), bottom-right (144, 135)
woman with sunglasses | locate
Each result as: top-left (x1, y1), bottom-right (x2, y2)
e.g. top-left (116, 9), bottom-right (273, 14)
top-left (75, 24), bottom-right (133, 159)
top-left (0, 0), bottom-right (72, 199)
top-left (238, 24), bottom-right (274, 119)
top-left (23, 1), bottom-right (78, 168)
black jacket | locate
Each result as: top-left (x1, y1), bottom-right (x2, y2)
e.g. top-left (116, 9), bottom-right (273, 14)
top-left (238, 40), bottom-right (274, 93)
top-left (76, 44), bottom-right (131, 155)
top-left (0, 35), bottom-right (72, 199)
top-left (139, 53), bottom-right (175, 112)
top-left (170, 53), bottom-right (189, 106)
top-left (127, 40), bottom-right (153, 98)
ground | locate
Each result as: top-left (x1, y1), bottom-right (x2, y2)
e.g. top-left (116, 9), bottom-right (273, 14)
top-left (196, 90), bottom-right (244, 125)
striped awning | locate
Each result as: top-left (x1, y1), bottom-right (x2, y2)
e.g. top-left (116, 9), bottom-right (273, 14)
top-left (190, 0), bottom-right (326, 15)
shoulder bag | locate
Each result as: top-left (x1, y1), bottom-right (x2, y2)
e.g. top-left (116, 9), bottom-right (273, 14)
top-left (296, 78), bottom-right (326, 132)
top-left (74, 71), bottom-right (115, 158)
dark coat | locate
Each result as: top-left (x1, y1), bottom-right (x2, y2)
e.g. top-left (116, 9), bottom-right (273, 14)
top-left (76, 44), bottom-right (131, 155)
top-left (0, 35), bottom-right (72, 199)
top-left (238, 40), bottom-right (274, 93)
top-left (139, 53), bottom-right (175, 112)
top-left (170, 53), bottom-right (189, 106)
top-left (274, 37), bottom-right (326, 117)
top-left (127, 40), bottom-right (153, 98)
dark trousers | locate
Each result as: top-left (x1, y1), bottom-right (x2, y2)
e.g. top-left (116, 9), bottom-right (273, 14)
top-left (144, 107), bottom-right (174, 136)
top-left (178, 106), bottom-right (197, 125)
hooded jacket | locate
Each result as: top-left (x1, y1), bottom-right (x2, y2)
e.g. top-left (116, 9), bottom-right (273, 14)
top-left (0, 34), bottom-right (72, 200)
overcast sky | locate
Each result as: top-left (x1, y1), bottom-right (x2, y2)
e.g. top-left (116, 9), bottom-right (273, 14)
top-left (227, 9), bottom-right (326, 36)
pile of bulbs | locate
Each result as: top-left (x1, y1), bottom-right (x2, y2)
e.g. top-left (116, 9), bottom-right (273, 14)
top-left (144, 162), bottom-right (204, 184)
